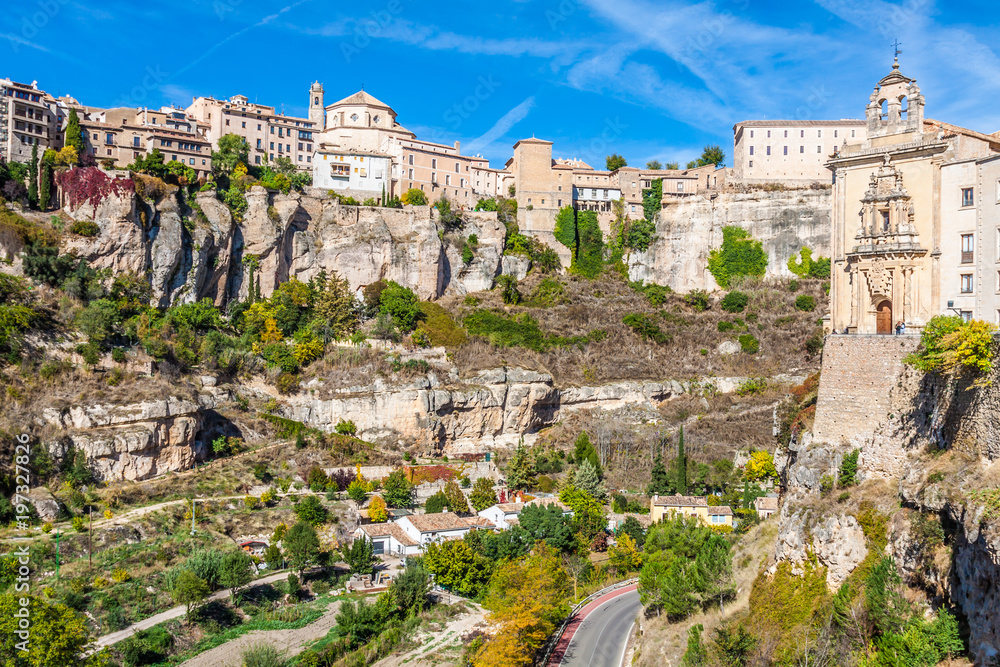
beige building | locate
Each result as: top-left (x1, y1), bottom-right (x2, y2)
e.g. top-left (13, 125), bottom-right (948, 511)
top-left (314, 89), bottom-right (504, 207)
top-left (186, 91), bottom-right (319, 171)
top-left (0, 78), bottom-right (68, 164)
top-left (734, 119), bottom-right (867, 184)
top-left (828, 59), bottom-right (1000, 334)
top-left (649, 494), bottom-right (733, 528)
top-left (80, 107), bottom-right (213, 179)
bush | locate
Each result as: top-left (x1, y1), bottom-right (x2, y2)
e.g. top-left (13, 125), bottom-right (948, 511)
top-left (788, 279), bottom-right (800, 292)
top-left (633, 281), bottom-right (671, 306)
top-left (805, 330), bottom-right (824, 357)
top-left (417, 302), bottom-right (467, 348)
top-left (736, 377), bottom-right (768, 396)
top-left (906, 316), bottom-right (997, 375)
top-left (276, 372), bottom-right (300, 395)
top-left (795, 295), bottom-right (816, 312)
top-left (738, 334), bottom-right (759, 354)
top-left (379, 282), bottom-right (421, 332)
top-left (717, 321), bottom-right (735, 333)
top-left (707, 226), bottom-right (767, 288)
top-left (720, 291), bottom-right (748, 313)
top-left (684, 289), bottom-right (711, 311)
top-left (496, 275), bottom-right (521, 305)
top-left (335, 419), bottom-right (357, 436)
top-left (111, 347), bottom-right (127, 363)
top-left (76, 342), bottom-right (100, 366)
top-left (623, 313), bottom-right (672, 344)
top-left (69, 220), bottom-right (100, 237)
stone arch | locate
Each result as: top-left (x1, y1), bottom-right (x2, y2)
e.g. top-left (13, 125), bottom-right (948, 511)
top-left (898, 94), bottom-right (909, 120)
top-left (875, 299), bottom-right (893, 335)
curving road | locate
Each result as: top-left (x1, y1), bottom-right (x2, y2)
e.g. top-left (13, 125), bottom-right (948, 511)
top-left (548, 585), bottom-right (642, 667)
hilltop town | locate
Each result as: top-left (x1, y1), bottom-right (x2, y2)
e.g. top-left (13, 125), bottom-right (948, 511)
top-left (0, 54), bottom-right (999, 667)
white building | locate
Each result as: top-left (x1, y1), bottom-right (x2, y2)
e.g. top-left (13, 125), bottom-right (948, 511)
top-left (477, 497), bottom-right (572, 531)
top-left (733, 119), bottom-right (867, 184)
top-left (313, 149), bottom-right (391, 201)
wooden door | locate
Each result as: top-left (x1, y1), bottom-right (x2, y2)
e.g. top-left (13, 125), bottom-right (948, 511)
top-left (876, 301), bottom-right (892, 334)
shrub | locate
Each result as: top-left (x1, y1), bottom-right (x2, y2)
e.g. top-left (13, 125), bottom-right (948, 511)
top-left (633, 281), bottom-right (672, 306)
top-left (906, 316), bottom-right (997, 376)
top-left (623, 313), bottom-right (672, 344)
top-left (788, 279), bottom-right (800, 292)
top-left (738, 334), bottom-right (759, 354)
top-left (795, 295), bottom-right (816, 312)
top-left (718, 321), bottom-right (736, 333)
top-left (379, 281), bottom-right (421, 332)
top-left (75, 342), bottom-right (100, 366)
top-left (528, 278), bottom-right (569, 307)
top-left (417, 301), bottom-right (467, 348)
top-left (839, 449), bottom-right (859, 488)
top-left (496, 275), bottom-right (521, 305)
top-left (805, 330), bottom-right (824, 357)
top-left (276, 372), bottom-right (300, 395)
top-left (72, 517), bottom-right (85, 532)
top-left (720, 291), bottom-right (748, 313)
top-left (837, 491), bottom-right (851, 503)
top-left (335, 419), bottom-right (357, 436)
top-left (111, 347), bottom-right (127, 363)
top-left (69, 220), bottom-right (100, 237)
top-left (707, 226), bottom-right (767, 288)
top-left (819, 475), bottom-right (834, 496)
top-left (684, 290), bottom-right (710, 311)
top-left (736, 377), bottom-right (768, 396)
top-left (412, 329), bottom-right (430, 347)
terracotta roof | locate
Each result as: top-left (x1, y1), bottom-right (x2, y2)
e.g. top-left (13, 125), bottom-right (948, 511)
top-left (754, 496), bottom-right (779, 511)
top-left (923, 119), bottom-right (1000, 149)
top-left (357, 522), bottom-right (417, 546)
top-left (734, 119), bottom-right (865, 129)
top-left (494, 503), bottom-right (524, 514)
top-left (708, 505), bottom-right (734, 516)
top-left (404, 512), bottom-right (471, 533)
top-left (462, 516), bottom-right (495, 529)
top-left (526, 497), bottom-right (570, 512)
top-left (329, 90), bottom-right (394, 111)
top-left (653, 494), bottom-right (709, 507)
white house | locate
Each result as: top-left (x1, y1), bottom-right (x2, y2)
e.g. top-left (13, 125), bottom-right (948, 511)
top-left (396, 512), bottom-right (478, 547)
top-left (353, 522), bottom-right (420, 557)
top-left (312, 149), bottom-right (391, 201)
top-left (754, 495), bottom-right (779, 520)
top-left (478, 497), bottom-right (572, 531)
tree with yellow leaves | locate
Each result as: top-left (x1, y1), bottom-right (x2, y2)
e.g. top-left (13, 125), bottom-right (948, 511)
top-left (472, 543), bottom-right (571, 667)
top-left (368, 495), bottom-right (388, 523)
top-left (744, 450), bottom-right (778, 482)
top-left (608, 533), bottom-right (643, 574)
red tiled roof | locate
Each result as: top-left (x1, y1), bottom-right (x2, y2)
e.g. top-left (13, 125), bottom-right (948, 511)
top-left (653, 494), bottom-right (709, 508)
top-left (708, 505), bottom-right (734, 516)
top-left (357, 522), bottom-right (417, 546)
top-left (404, 512), bottom-right (471, 533)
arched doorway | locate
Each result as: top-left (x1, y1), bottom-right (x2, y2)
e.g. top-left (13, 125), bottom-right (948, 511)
top-left (876, 300), bottom-right (892, 334)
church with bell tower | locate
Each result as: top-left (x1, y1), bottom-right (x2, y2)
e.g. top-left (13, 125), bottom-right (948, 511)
top-left (827, 56), bottom-right (1000, 334)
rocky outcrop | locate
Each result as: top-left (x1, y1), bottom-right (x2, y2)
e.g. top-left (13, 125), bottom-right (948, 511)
top-left (628, 188), bottom-right (832, 292)
top-left (772, 510), bottom-right (868, 589)
top-left (41, 397), bottom-right (205, 482)
top-left (60, 181), bottom-right (507, 306)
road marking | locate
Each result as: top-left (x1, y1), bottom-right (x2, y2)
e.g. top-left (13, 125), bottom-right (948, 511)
top-left (558, 589), bottom-right (639, 667)
top-left (618, 620), bottom-right (636, 667)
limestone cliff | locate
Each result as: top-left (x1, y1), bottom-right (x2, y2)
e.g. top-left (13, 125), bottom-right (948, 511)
top-left (629, 188), bottom-right (832, 292)
top-left (58, 180), bottom-right (508, 306)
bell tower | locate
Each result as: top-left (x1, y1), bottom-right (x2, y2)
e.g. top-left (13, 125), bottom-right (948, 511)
top-left (309, 81), bottom-right (324, 127)
top-left (865, 56), bottom-right (924, 138)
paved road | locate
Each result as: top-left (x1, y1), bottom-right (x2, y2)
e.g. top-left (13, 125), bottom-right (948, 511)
top-left (548, 585), bottom-right (642, 667)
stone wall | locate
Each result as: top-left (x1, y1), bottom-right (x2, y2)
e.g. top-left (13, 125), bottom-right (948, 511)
top-left (627, 188), bottom-right (832, 292)
top-left (812, 334), bottom-right (920, 447)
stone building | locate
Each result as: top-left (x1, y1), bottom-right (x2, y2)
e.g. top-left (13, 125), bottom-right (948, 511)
top-left (733, 119), bottom-right (867, 184)
top-left (313, 89), bottom-right (505, 207)
top-left (0, 78), bottom-right (70, 164)
top-left (828, 58), bottom-right (1000, 334)
top-left (186, 92), bottom-right (318, 170)
top-left (79, 107), bottom-right (214, 179)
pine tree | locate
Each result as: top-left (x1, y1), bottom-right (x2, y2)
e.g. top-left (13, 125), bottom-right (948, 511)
top-left (27, 143), bottom-right (38, 208)
top-left (64, 108), bottom-right (85, 157)
top-left (677, 427), bottom-right (688, 495)
top-left (505, 440), bottom-right (537, 491)
top-left (314, 271), bottom-right (358, 339)
top-left (647, 443), bottom-right (674, 495)
top-left (574, 459), bottom-right (607, 501)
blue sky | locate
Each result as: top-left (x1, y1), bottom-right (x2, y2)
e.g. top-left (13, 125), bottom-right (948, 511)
top-left (3, 0), bottom-right (999, 169)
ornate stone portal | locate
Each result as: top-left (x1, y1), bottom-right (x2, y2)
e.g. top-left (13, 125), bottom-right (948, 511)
top-left (846, 156), bottom-right (926, 332)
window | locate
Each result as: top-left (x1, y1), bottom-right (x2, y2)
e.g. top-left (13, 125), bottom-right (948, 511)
top-left (455, 163), bottom-right (460, 173)
top-left (105, 133), bottom-right (114, 145)
top-left (225, 119), bottom-right (230, 126)
top-left (783, 146), bottom-right (788, 155)
top-left (961, 311), bottom-right (973, 322)
top-left (257, 124), bottom-right (261, 130)
top-left (298, 142), bottom-right (303, 150)
top-left (818, 130), bottom-right (822, 138)
top-left (677, 182), bottom-right (684, 192)
top-left (817, 146), bottom-right (822, 153)
top-left (270, 127), bottom-right (274, 134)
top-left (784, 130), bottom-right (788, 138)
top-left (133, 137), bottom-right (140, 147)
top-left (749, 146), bottom-right (754, 156)
top-left (962, 234), bottom-right (974, 263)
top-left (750, 130), bottom-right (754, 138)
top-left (189, 158), bottom-right (195, 165)
top-left (270, 142), bottom-right (274, 149)
top-left (445, 175), bottom-right (450, 185)
top-left (767, 130), bottom-right (771, 138)
top-left (408, 168), bottom-right (413, 178)
top-left (241, 121), bottom-right (246, 128)
top-left (749, 160), bottom-right (753, 168)
top-left (432, 158), bottom-right (437, 168)
top-left (962, 188), bottom-right (974, 207)
top-left (800, 146), bottom-right (805, 154)
top-left (852, 130), bottom-right (856, 138)
top-left (171, 155), bottom-right (177, 161)
top-left (408, 155), bottom-right (413, 165)
top-left (834, 130), bottom-right (838, 138)
top-left (961, 274), bottom-right (973, 293)
top-left (881, 210), bottom-right (890, 232)
top-left (558, 199), bottom-right (562, 207)
top-left (603, 189), bottom-right (608, 197)
top-left (800, 130), bottom-right (805, 138)
top-left (257, 139), bottom-right (262, 148)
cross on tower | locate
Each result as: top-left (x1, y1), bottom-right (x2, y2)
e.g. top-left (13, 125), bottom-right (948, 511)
top-left (892, 39), bottom-right (903, 60)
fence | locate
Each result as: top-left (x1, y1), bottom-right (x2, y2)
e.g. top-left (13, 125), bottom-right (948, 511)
top-left (538, 577), bottom-right (639, 666)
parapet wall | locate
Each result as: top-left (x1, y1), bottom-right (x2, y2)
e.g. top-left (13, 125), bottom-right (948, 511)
top-left (812, 334), bottom-right (921, 446)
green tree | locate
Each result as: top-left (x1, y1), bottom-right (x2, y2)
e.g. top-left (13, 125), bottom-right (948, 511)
top-left (616, 516), bottom-right (647, 549)
top-left (839, 449), bottom-right (859, 488)
top-left (518, 503), bottom-right (576, 553)
top-left (378, 281), bottom-right (420, 332)
top-left (469, 476), bottom-right (498, 511)
top-left (312, 270), bottom-right (358, 339)
top-left (573, 431), bottom-right (602, 475)
top-left (646, 160), bottom-right (662, 170)
top-left (681, 624), bottom-right (708, 667)
top-left (553, 205), bottom-right (577, 250)
top-left (39, 163), bottom-right (52, 210)
top-left (172, 571), bottom-right (210, 621)
top-left (401, 188), bottom-right (427, 206)
top-left (211, 134), bottom-right (250, 179)
top-left (608, 533), bottom-right (644, 574)
top-left (559, 484), bottom-right (606, 543)
top-left (706, 226), bottom-right (768, 289)
top-left (443, 479), bottom-right (470, 514)
top-left (27, 143), bottom-right (38, 208)
top-left (64, 108), bottom-right (86, 157)
top-left (691, 534), bottom-right (734, 609)
top-left (293, 495), bottom-right (329, 525)
top-left (283, 521), bottom-right (321, 575)
top-left (505, 441), bottom-right (537, 491)
top-left (0, 593), bottom-right (107, 666)
top-left (425, 490), bottom-right (449, 514)
top-left (75, 298), bottom-right (117, 345)
top-left (695, 145), bottom-right (726, 168)
top-left (677, 426), bottom-right (688, 495)
top-left (382, 469), bottom-right (414, 508)
top-left (573, 459), bottom-right (607, 502)
top-left (573, 211), bottom-right (604, 278)
top-left (218, 550), bottom-right (255, 601)
top-left (606, 154), bottom-right (627, 171)
top-left (424, 539), bottom-right (494, 597)
top-left (264, 543), bottom-right (283, 571)
top-left (342, 535), bottom-right (379, 577)
top-left (664, 161), bottom-right (680, 170)
top-left (648, 443), bottom-right (674, 495)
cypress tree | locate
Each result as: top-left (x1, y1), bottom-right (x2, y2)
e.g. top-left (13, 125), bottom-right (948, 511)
top-left (27, 143), bottom-right (38, 208)
top-left (647, 439), bottom-right (673, 495)
top-left (677, 426), bottom-right (687, 494)
top-left (65, 108), bottom-right (85, 156)
top-left (39, 163), bottom-right (51, 211)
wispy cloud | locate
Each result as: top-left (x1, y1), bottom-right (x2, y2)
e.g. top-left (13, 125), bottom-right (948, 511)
top-left (465, 96), bottom-right (537, 155)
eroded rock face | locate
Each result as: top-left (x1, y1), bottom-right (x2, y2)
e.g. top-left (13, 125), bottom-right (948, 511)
top-left (629, 189), bottom-right (832, 292)
top-left (772, 510), bottom-right (868, 589)
top-left (42, 398), bottom-right (204, 482)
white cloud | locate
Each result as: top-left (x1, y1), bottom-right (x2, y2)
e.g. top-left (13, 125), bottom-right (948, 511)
top-left (465, 96), bottom-right (537, 156)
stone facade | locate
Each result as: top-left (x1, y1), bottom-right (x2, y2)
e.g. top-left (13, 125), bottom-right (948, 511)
top-left (733, 119), bottom-right (867, 184)
top-left (812, 334), bottom-right (921, 446)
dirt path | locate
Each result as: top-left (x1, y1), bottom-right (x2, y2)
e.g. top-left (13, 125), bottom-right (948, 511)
top-left (374, 596), bottom-right (487, 667)
top-left (178, 599), bottom-right (343, 667)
